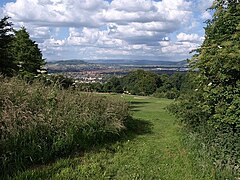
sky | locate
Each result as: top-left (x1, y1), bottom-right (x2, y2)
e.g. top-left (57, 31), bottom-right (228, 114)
top-left (0, 0), bottom-right (214, 61)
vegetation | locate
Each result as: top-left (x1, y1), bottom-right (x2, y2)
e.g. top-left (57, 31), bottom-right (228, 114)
top-left (121, 70), bottom-right (162, 95)
top-left (78, 70), bottom-right (187, 99)
top-left (1, 3), bottom-right (239, 177)
top-left (0, 17), bottom-right (15, 76)
top-left (153, 72), bottom-right (190, 99)
top-left (9, 95), bottom-right (218, 179)
top-left (103, 76), bottom-right (124, 93)
top-left (11, 27), bottom-right (46, 78)
top-left (0, 17), bottom-right (45, 78)
top-left (169, 0), bottom-right (240, 175)
top-left (0, 77), bottom-right (130, 177)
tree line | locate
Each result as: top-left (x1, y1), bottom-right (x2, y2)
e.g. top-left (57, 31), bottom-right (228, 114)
top-left (78, 70), bottom-right (190, 99)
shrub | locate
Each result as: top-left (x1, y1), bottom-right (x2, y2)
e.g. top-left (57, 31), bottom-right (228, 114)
top-left (0, 77), bottom-right (130, 177)
top-left (168, 88), bottom-right (240, 177)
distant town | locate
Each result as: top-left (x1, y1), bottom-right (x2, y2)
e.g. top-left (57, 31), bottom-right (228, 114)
top-left (46, 59), bottom-right (189, 84)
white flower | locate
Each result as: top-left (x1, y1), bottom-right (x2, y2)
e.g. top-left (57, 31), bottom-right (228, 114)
top-left (208, 82), bottom-right (213, 86)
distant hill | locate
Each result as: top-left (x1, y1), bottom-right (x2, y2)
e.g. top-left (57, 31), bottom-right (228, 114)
top-left (88, 59), bottom-right (188, 67)
top-left (47, 59), bottom-right (188, 67)
top-left (132, 60), bottom-right (188, 66)
top-left (48, 59), bottom-right (88, 65)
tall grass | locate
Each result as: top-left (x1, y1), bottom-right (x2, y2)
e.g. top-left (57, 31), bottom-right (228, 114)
top-left (0, 76), bottom-right (130, 177)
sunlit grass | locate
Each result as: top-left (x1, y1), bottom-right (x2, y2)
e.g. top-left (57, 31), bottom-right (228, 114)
top-left (11, 94), bottom-right (216, 179)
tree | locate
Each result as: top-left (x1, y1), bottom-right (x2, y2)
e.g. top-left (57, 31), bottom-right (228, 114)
top-left (122, 70), bottom-right (162, 95)
top-left (192, 1), bottom-right (240, 129)
top-left (10, 27), bottom-right (46, 76)
top-left (0, 16), bottom-right (16, 76)
top-left (103, 77), bottom-right (123, 93)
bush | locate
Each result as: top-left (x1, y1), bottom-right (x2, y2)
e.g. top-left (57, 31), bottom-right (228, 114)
top-left (0, 77), bottom-right (130, 177)
top-left (168, 90), bottom-right (240, 177)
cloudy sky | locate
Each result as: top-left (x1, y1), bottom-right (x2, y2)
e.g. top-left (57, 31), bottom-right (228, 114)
top-left (0, 0), bottom-right (214, 61)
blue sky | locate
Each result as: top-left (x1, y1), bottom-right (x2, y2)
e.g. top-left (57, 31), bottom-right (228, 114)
top-left (0, 0), bottom-right (213, 61)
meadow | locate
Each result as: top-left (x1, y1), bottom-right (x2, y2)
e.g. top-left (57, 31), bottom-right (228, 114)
top-left (9, 94), bottom-right (219, 179)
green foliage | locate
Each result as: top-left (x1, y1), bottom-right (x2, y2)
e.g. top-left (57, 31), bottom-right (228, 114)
top-left (190, 1), bottom-right (240, 129)
top-left (10, 27), bottom-right (46, 77)
top-left (76, 70), bottom-right (188, 99)
top-left (122, 70), bottom-right (162, 96)
top-left (77, 82), bottom-right (104, 93)
top-left (0, 16), bottom-right (16, 76)
top-left (103, 76), bottom-right (123, 93)
top-left (170, 1), bottom-right (240, 174)
top-left (154, 73), bottom-right (187, 99)
top-left (0, 17), bottom-right (46, 78)
top-left (0, 77), bottom-right (130, 177)
top-left (91, 82), bottom-right (104, 92)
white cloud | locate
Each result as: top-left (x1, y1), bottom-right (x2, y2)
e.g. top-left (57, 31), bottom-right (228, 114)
top-left (1, 0), bottom-right (205, 61)
top-left (131, 21), bottom-right (179, 33)
top-left (4, 0), bottom-right (108, 27)
top-left (161, 41), bottom-right (199, 55)
top-left (44, 38), bottom-right (65, 47)
top-left (159, 40), bottom-right (170, 47)
top-left (177, 32), bottom-right (203, 43)
top-left (29, 27), bottom-right (51, 42)
top-left (67, 27), bottom-right (101, 46)
top-left (110, 0), bottom-right (155, 12)
top-left (104, 0), bottom-right (192, 25)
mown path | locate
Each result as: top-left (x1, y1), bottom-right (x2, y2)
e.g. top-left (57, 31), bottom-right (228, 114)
top-left (14, 95), bottom-right (212, 179)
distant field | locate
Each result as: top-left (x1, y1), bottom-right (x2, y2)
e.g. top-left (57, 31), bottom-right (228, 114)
top-left (12, 95), bottom-right (215, 179)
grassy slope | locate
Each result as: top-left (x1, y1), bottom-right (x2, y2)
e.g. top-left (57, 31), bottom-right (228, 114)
top-left (12, 95), bottom-right (214, 179)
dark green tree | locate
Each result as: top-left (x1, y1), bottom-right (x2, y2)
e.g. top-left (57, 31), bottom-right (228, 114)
top-left (154, 73), bottom-right (187, 99)
top-left (10, 27), bottom-right (46, 76)
top-left (0, 16), bottom-right (16, 76)
top-left (122, 70), bottom-right (162, 95)
top-left (91, 82), bottom-right (103, 92)
top-left (103, 76), bottom-right (123, 93)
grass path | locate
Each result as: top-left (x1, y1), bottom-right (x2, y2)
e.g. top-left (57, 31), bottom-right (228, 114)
top-left (13, 95), bottom-right (213, 179)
